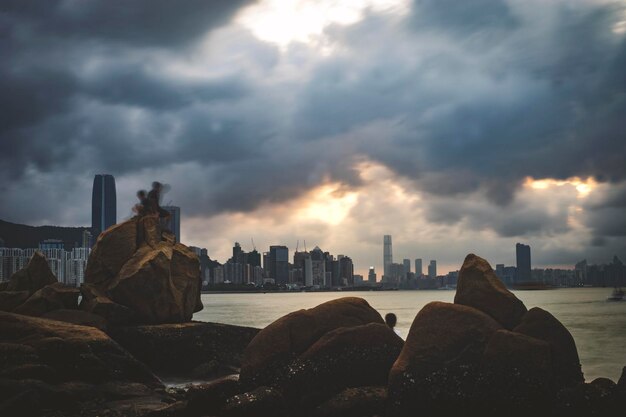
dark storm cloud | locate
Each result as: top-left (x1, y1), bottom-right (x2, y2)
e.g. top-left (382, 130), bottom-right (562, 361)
top-left (1, 0), bottom-right (254, 46)
top-left (0, 0), bottom-right (625, 264)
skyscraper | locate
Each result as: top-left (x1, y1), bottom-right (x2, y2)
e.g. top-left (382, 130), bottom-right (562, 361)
top-left (368, 267), bottom-right (377, 284)
top-left (516, 243), bottom-right (532, 282)
top-left (163, 206), bottom-right (181, 243)
top-left (428, 260), bottom-right (437, 278)
top-left (383, 235), bottom-right (393, 278)
top-left (403, 258), bottom-right (411, 275)
top-left (415, 258), bottom-right (423, 277)
top-left (91, 174), bottom-right (117, 241)
top-left (269, 245), bottom-right (289, 285)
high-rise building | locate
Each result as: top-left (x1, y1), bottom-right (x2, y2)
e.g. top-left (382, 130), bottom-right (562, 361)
top-left (403, 259), bottom-right (411, 275)
top-left (269, 245), bottom-right (289, 285)
top-left (310, 246), bottom-right (326, 287)
top-left (383, 235), bottom-right (393, 278)
top-left (516, 243), bottom-right (532, 282)
top-left (91, 174), bottom-right (117, 241)
top-left (415, 258), bottom-right (423, 277)
top-left (428, 260), bottom-right (437, 278)
top-left (39, 239), bottom-right (64, 250)
top-left (162, 206), bottom-right (181, 243)
top-left (339, 256), bottom-right (354, 286)
top-left (368, 267), bottom-right (377, 284)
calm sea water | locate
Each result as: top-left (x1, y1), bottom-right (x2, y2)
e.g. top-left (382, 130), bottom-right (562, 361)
top-left (194, 288), bottom-right (626, 382)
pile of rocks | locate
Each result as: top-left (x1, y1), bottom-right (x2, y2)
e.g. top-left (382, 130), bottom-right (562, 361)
top-left (1, 248), bottom-right (624, 417)
top-left (82, 215), bottom-right (203, 325)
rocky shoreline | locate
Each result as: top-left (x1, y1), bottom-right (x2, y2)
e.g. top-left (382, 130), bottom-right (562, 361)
top-left (1, 218), bottom-right (624, 416)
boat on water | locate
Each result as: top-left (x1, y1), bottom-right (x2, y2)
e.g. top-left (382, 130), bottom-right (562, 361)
top-left (607, 287), bottom-right (625, 301)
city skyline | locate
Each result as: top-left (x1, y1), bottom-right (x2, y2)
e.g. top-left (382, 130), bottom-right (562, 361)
top-left (1, 1), bottom-right (625, 278)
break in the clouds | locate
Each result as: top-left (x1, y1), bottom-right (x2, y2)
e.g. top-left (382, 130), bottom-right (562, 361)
top-left (1, 0), bottom-right (625, 274)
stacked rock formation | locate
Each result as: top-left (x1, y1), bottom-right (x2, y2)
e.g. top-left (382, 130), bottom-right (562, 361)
top-left (388, 253), bottom-right (586, 417)
top-left (81, 216), bottom-right (203, 324)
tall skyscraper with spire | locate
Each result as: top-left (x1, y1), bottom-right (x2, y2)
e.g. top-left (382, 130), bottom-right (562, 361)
top-left (383, 235), bottom-right (393, 278)
top-left (91, 174), bottom-right (117, 241)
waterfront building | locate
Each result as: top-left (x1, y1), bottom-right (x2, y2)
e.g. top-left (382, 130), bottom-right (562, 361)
top-left (383, 235), bottom-right (393, 278)
top-left (162, 206), bottom-right (181, 243)
top-left (91, 174), bottom-right (117, 241)
top-left (428, 260), bottom-right (437, 279)
top-left (414, 258), bottom-right (422, 277)
top-left (269, 245), bottom-right (289, 285)
top-left (403, 258), bottom-right (411, 275)
top-left (368, 266), bottom-right (377, 284)
top-left (516, 243), bottom-right (532, 282)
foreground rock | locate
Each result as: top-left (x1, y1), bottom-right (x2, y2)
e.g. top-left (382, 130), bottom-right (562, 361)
top-left (388, 301), bottom-right (501, 416)
top-left (0, 311), bottom-right (172, 416)
top-left (514, 307), bottom-right (584, 388)
top-left (454, 253), bottom-right (527, 329)
top-left (83, 216), bottom-right (203, 324)
top-left (109, 321), bottom-right (260, 379)
top-left (13, 282), bottom-right (79, 316)
top-left (6, 251), bottom-right (56, 294)
top-left (312, 386), bottom-right (387, 417)
top-left (240, 297), bottom-right (385, 388)
top-left (285, 322), bottom-right (402, 407)
top-left (0, 251), bottom-right (82, 318)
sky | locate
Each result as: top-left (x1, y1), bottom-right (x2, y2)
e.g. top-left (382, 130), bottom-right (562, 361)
top-left (1, 0), bottom-right (625, 275)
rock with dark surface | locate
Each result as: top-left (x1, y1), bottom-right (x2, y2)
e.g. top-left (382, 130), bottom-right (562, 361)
top-left (0, 311), bottom-right (169, 416)
top-left (514, 307), bottom-right (584, 387)
top-left (476, 329), bottom-right (555, 415)
top-left (185, 375), bottom-right (243, 416)
top-left (0, 290), bottom-right (30, 312)
top-left (221, 386), bottom-right (287, 417)
top-left (618, 366), bottom-right (626, 397)
top-left (42, 309), bottom-right (108, 331)
top-left (85, 219), bottom-right (138, 286)
top-left (555, 378), bottom-right (619, 417)
top-left (6, 251), bottom-right (57, 294)
top-left (109, 321), bottom-right (259, 379)
top-left (388, 301), bottom-right (501, 417)
top-left (80, 283), bottom-right (136, 325)
top-left (13, 282), bottom-right (79, 316)
top-left (312, 386), bottom-right (387, 417)
top-left (454, 253), bottom-right (527, 329)
top-left (83, 216), bottom-right (202, 324)
top-left (285, 323), bottom-right (403, 406)
top-left (240, 297), bottom-right (384, 387)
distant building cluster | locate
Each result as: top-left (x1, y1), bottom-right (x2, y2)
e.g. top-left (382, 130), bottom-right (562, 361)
top-left (189, 242), bottom-right (359, 290)
top-left (380, 235), bottom-right (453, 289)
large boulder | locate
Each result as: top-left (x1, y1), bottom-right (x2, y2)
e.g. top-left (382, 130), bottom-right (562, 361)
top-left (6, 251), bottom-right (57, 294)
top-left (13, 282), bottom-right (79, 317)
top-left (476, 329), bottom-right (555, 415)
top-left (0, 311), bottom-right (168, 416)
top-left (454, 253), bottom-right (527, 329)
top-left (240, 297), bottom-right (384, 387)
top-left (0, 290), bottom-right (30, 312)
top-left (285, 322), bottom-right (403, 406)
top-left (388, 301), bottom-right (502, 417)
top-left (80, 283), bottom-right (136, 325)
top-left (83, 216), bottom-right (202, 324)
top-left (42, 309), bottom-right (108, 331)
top-left (108, 321), bottom-right (260, 379)
top-left (514, 307), bottom-right (584, 388)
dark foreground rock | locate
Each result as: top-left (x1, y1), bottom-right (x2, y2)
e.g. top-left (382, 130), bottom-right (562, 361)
top-left (0, 311), bottom-right (173, 416)
top-left (83, 216), bottom-right (203, 324)
top-left (388, 301), bottom-right (501, 416)
top-left (514, 307), bottom-right (584, 387)
top-left (240, 297), bottom-right (385, 387)
top-left (285, 322), bottom-right (402, 407)
top-left (42, 309), bottom-right (108, 331)
top-left (312, 386), bottom-right (387, 417)
top-left (454, 253), bottom-right (527, 329)
top-left (6, 251), bottom-right (56, 294)
top-left (221, 386), bottom-right (287, 417)
top-left (109, 321), bottom-right (260, 379)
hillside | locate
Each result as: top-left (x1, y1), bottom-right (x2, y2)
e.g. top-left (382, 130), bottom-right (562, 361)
top-left (0, 219), bottom-right (90, 250)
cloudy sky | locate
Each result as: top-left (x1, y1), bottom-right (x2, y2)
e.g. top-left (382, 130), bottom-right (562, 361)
top-left (1, 0), bottom-right (625, 275)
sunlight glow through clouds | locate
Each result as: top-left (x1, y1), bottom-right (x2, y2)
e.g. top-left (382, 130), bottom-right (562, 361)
top-left (236, 0), bottom-right (410, 48)
top-left (525, 177), bottom-right (597, 198)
